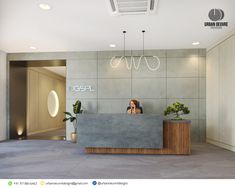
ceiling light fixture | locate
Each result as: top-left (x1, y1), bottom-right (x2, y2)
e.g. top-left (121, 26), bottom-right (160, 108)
top-left (39, 3), bottom-right (51, 10)
top-left (110, 30), bottom-right (161, 71)
top-left (192, 42), bottom-right (200, 46)
top-left (29, 46), bottom-right (37, 50)
top-left (109, 44), bottom-right (116, 48)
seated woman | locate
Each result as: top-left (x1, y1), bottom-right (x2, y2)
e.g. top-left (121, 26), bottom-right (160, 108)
top-left (127, 99), bottom-right (143, 114)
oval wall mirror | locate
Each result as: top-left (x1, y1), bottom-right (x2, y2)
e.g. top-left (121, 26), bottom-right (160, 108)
top-left (47, 90), bottom-right (59, 117)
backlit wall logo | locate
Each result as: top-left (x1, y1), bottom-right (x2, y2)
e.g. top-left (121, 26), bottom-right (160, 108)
top-left (204, 8), bottom-right (228, 29)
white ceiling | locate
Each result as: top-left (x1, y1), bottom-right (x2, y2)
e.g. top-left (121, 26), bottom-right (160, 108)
top-left (43, 66), bottom-right (66, 77)
top-left (0, 0), bottom-right (235, 53)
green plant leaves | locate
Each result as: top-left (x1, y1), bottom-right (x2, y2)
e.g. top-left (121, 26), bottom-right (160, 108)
top-left (63, 112), bottom-right (75, 122)
top-left (73, 100), bottom-right (81, 114)
top-left (164, 101), bottom-right (190, 120)
top-left (63, 100), bottom-right (82, 124)
top-left (64, 112), bottom-right (72, 117)
top-left (70, 117), bottom-right (76, 122)
top-left (63, 100), bottom-right (82, 133)
top-left (63, 116), bottom-right (76, 122)
top-left (63, 118), bottom-right (70, 122)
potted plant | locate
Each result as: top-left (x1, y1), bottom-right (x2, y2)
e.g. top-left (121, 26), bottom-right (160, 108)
top-left (63, 100), bottom-right (82, 143)
top-left (163, 102), bottom-right (191, 154)
top-left (164, 102), bottom-right (191, 152)
top-left (164, 101), bottom-right (190, 120)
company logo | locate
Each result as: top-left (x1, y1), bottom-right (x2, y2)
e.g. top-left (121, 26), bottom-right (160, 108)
top-left (92, 181), bottom-right (97, 185)
top-left (70, 85), bottom-right (95, 92)
top-left (204, 8), bottom-right (228, 29)
top-left (208, 9), bottom-right (224, 21)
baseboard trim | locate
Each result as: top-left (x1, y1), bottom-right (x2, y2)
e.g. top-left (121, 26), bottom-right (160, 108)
top-left (207, 138), bottom-right (235, 152)
top-left (0, 139), bottom-right (8, 142)
top-left (28, 127), bottom-right (64, 136)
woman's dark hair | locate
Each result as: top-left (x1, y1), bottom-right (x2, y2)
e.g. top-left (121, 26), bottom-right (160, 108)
top-left (130, 99), bottom-right (138, 107)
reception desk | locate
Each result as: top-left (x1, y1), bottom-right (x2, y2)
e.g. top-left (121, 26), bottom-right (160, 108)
top-left (77, 114), bottom-right (191, 155)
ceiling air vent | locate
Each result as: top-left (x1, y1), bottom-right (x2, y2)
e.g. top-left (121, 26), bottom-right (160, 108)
top-left (107, 0), bottom-right (158, 15)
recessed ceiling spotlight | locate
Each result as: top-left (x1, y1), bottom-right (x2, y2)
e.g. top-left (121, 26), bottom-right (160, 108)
top-left (39, 3), bottom-right (51, 10)
top-left (30, 46), bottom-right (37, 50)
top-left (192, 42), bottom-right (200, 46)
top-left (109, 44), bottom-right (116, 48)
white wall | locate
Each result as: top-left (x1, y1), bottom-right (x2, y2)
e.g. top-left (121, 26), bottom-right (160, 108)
top-left (0, 50), bottom-right (7, 141)
top-left (206, 34), bottom-right (235, 151)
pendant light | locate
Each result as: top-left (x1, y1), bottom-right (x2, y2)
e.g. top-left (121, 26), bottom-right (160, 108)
top-left (110, 30), bottom-right (130, 69)
top-left (137, 30), bottom-right (161, 71)
top-left (110, 30), bottom-right (161, 71)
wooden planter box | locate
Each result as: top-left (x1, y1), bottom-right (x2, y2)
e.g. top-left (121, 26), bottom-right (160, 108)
top-left (161, 120), bottom-right (191, 155)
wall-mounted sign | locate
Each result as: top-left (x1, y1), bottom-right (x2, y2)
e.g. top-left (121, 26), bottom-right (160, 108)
top-left (70, 85), bottom-right (95, 92)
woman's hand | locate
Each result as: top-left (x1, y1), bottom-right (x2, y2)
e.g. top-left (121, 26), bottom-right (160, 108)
top-left (131, 106), bottom-right (136, 114)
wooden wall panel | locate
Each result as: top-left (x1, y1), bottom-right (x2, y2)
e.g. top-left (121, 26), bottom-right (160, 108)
top-left (27, 70), bottom-right (39, 133)
top-left (27, 67), bottom-right (65, 135)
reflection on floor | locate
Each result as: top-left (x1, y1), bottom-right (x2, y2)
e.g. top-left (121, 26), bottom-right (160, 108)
top-left (1, 140), bottom-right (235, 179)
top-left (27, 128), bottom-right (66, 140)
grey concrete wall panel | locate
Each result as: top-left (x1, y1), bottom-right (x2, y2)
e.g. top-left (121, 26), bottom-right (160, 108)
top-left (199, 99), bottom-right (206, 119)
top-left (0, 51), bottom-right (7, 141)
top-left (77, 114), bottom-right (163, 148)
top-left (98, 51), bottom-right (131, 59)
top-left (167, 78), bottom-right (198, 98)
top-left (191, 119), bottom-right (199, 142)
top-left (199, 57), bottom-right (206, 77)
top-left (198, 49), bottom-right (207, 57)
top-left (132, 58), bottom-right (166, 78)
top-left (199, 119), bottom-right (206, 142)
top-left (98, 99), bottom-right (130, 113)
top-left (132, 78), bottom-right (166, 98)
top-left (140, 99), bottom-right (166, 115)
top-left (98, 79), bottom-right (131, 98)
top-left (167, 58), bottom-right (198, 77)
top-left (98, 58), bottom-right (131, 78)
top-left (166, 49), bottom-right (198, 58)
top-left (67, 99), bottom-right (98, 114)
top-left (67, 59), bottom-right (97, 79)
top-left (131, 50), bottom-right (166, 58)
top-left (199, 78), bottom-right (206, 98)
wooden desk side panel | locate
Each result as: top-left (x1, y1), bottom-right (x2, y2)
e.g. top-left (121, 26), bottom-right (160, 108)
top-left (85, 121), bottom-right (191, 155)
